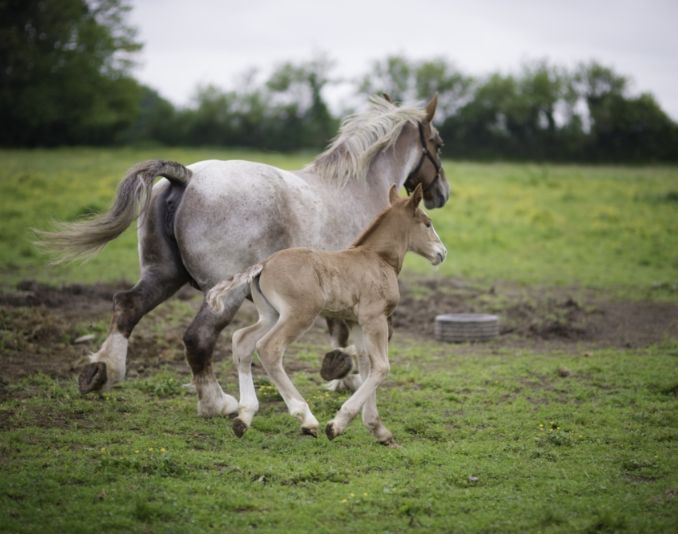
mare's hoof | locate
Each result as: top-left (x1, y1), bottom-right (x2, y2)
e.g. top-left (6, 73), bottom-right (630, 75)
top-left (232, 418), bottom-right (248, 438)
top-left (302, 426), bottom-right (318, 438)
top-left (79, 362), bottom-right (107, 394)
top-left (325, 422), bottom-right (338, 441)
top-left (320, 349), bottom-right (352, 381)
top-left (381, 437), bottom-right (400, 449)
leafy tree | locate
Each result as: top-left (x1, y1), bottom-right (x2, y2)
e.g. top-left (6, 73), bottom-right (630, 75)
top-left (0, 0), bottom-right (142, 145)
top-left (119, 85), bottom-right (181, 146)
top-left (358, 55), bottom-right (471, 120)
top-left (358, 55), bottom-right (412, 103)
top-left (266, 55), bottom-right (337, 149)
top-left (414, 59), bottom-right (472, 119)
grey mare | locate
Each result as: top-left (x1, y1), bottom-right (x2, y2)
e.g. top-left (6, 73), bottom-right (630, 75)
top-left (39, 95), bottom-right (450, 417)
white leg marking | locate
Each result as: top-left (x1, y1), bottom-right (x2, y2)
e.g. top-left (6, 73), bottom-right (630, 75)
top-left (195, 375), bottom-right (239, 417)
top-left (237, 369), bottom-right (259, 426)
top-left (89, 332), bottom-right (128, 390)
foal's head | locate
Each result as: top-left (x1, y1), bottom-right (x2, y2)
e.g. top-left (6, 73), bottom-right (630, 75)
top-left (389, 184), bottom-right (447, 265)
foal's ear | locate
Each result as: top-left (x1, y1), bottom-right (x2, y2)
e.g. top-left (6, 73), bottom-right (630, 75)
top-left (408, 183), bottom-right (423, 210)
top-left (388, 185), bottom-right (400, 205)
top-left (425, 93), bottom-right (438, 122)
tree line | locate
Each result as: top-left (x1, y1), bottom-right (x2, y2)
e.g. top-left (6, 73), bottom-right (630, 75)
top-left (2, 0), bottom-right (677, 162)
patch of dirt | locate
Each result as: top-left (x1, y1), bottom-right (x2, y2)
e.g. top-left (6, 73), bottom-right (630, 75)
top-left (393, 276), bottom-right (678, 350)
top-left (0, 277), bottom-right (677, 387)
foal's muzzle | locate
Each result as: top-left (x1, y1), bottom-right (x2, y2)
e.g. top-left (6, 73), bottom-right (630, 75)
top-left (430, 245), bottom-right (447, 266)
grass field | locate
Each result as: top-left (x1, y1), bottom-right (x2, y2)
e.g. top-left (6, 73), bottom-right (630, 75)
top-left (1, 340), bottom-right (676, 532)
top-left (1, 148), bottom-right (677, 295)
top-left (1, 148), bottom-right (677, 533)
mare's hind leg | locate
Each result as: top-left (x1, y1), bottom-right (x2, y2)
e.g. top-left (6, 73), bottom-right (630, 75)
top-left (256, 312), bottom-right (320, 435)
top-left (80, 275), bottom-right (187, 393)
top-left (183, 284), bottom-right (248, 417)
top-left (79, 183), bottom-right (189, 394)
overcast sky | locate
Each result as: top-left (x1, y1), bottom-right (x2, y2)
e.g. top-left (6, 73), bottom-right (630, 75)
top-left (129, 0), bottom-right (678, 119)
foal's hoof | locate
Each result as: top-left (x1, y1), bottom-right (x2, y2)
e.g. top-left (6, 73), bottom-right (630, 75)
top-left (325, 422), bottom-right (339, 441)
top-left (302, 426), bottom-right (318, 438)
top-left (232, 418), bottom-right (249, 438)
top-left (79, 362), bottom-right (107, 394)
top-left (320, 349), bottom-right (352, 381)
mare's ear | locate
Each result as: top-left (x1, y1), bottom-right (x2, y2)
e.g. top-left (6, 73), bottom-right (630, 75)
top-left (425, 93), bottom-right (438, 122)
top-left (388, 185), bottom-right (399, 205)
top-left (408, 183), bottom-right (423, 210)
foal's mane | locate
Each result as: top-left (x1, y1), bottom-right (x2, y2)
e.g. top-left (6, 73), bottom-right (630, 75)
top-left (351, 209), bottom-right (391, 248)
top-left (351, 200), bottom-right (408, 248)
top-left (308, 95), bottom-right (426, 186)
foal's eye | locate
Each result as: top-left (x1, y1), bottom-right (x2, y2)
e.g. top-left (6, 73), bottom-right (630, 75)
top-left (424, 221), bottom-right (432, 228)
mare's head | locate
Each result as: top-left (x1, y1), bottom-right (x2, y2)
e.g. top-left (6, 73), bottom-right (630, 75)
top-left (403, 94), bottom-right (450, 210)
top-left (389, 184), bottom-right (447, 265)
top-left (310, 94), bottom-right (450, 210)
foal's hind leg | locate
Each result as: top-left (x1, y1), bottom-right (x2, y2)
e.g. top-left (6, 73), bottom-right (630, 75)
top-left (79, 183), bottom-right (189, 394)
top-left (230, 319), bottom-right (278, 436)
top-left (183, 284), bottom-right (248, 417)
top-left (256, 313), bottom-right (320, 435)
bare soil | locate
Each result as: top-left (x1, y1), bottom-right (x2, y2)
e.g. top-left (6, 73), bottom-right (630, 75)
top-left (393, 276), bottom-right (678, 350)
top-left (1, 278), bottom-right (677, 391)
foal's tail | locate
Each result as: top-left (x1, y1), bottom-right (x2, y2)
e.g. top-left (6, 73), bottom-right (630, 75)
top-left (207, 264), bottom-right (265, 314)
top-left (35, 160), bottom-right (192, 263)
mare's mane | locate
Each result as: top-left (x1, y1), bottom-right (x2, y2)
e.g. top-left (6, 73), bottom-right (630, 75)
top-left (308, 96), bottom-right (426, 187)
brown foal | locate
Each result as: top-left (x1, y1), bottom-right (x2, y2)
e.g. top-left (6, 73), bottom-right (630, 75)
top-left (207, 184), bottom-right (447, 444)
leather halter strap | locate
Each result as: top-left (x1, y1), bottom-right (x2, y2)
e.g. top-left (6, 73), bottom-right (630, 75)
top-left (404, 122), bottom-right (442, 195)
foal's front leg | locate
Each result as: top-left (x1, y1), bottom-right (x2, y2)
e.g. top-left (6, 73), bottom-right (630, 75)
top-left (326, 316), bottom-right (390, 441)
top-left (356, 350), bottom-right (395, 445)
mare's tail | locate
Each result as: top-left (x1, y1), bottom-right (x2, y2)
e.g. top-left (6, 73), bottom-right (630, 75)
top-left (35, 160), bottom-right (192, 263)
top-left (207, 264), bottom-right (265, 314)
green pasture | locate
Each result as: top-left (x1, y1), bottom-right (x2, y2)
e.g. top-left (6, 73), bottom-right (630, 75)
top-left (1, 148), bottom-right (677, 296)
top-left (1, 339), bottom-right (677, 532)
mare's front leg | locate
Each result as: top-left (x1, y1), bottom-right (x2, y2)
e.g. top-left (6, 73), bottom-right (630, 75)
top-left (321, 319), bottom-right (353, 381)
top-left (183, 284), bottom-right (247, 417)
top-left (323, 316), bottom-right (393, 393)
top-left (256, 313), bottom-right (320, 436)
top-left (326, 315), bottom-right (390, 441)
